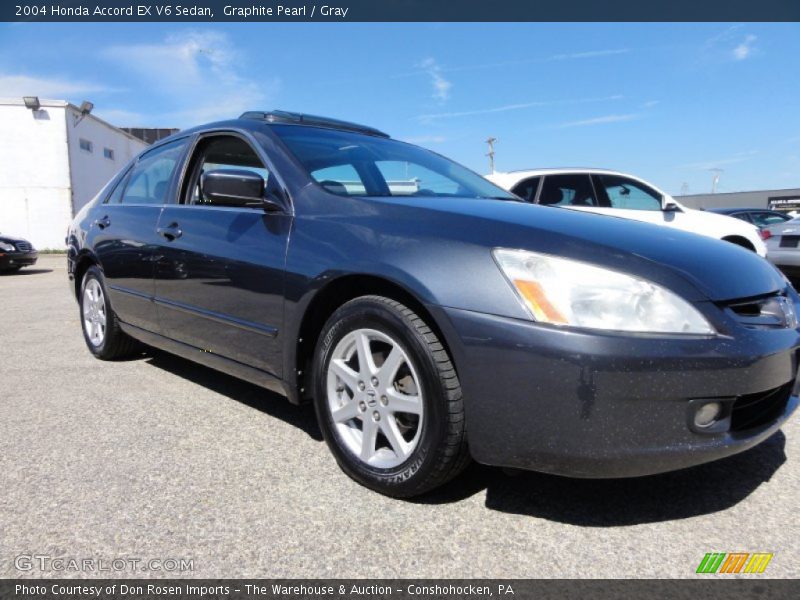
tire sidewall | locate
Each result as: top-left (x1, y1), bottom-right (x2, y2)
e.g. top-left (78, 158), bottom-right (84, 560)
top-left (79, 266), bottom-right (111, 357)
top-left (313, 299), bottom-right (449, 495)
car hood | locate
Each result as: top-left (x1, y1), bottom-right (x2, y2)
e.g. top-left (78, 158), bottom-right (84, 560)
top-left (378, 197), bottom-right (785, 302)
top-left (0, 234), bottom-right (29, 244)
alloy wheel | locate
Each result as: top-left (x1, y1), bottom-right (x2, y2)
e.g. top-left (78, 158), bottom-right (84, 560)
top-left (82, 278), bottom-right (107, 347)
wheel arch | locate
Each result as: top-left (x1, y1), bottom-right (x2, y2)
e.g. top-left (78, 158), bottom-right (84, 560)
top-left (721, 235), bottom-right (756, 252)
top-left (72, 250), bottom-right (101, 300)
top-left (288, 274), bottom-right (458, 405)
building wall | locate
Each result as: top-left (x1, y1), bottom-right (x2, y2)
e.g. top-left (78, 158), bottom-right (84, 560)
top-left (0, 102), bottom-right (73, 249)
top-left (65, 105), bottom-right (147, 215)
top-left (676, 188), bottom-right (800, 211)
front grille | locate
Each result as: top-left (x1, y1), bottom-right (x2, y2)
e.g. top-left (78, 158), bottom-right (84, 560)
top-left (13, 240), bottom-right (32, 252)
top-left (730, 382), bottom-right (792, 431)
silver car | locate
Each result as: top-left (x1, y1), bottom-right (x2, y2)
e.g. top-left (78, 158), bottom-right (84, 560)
top-left (765, 217), bottom-right (800, 278)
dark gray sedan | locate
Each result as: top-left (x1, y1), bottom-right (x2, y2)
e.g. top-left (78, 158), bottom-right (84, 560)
top-left (67, 111), bottom-right (799, 497)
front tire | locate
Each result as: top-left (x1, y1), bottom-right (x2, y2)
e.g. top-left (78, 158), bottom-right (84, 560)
top-left (313, 296), bottom-right (470, 497)
top-left (79, 266), bottom-right (140, 360)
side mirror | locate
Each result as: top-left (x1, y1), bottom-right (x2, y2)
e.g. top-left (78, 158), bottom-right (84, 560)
top-left (201, 169), bottom-right (286, 212)
top-left (662, 198), bottom-right (682, 212)
top-left (202, 169), bottom-right (265, 208)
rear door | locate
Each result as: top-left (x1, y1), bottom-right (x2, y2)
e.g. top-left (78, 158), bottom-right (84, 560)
top-left (91, 138), bottom-right (190, 333)
top-left (152, 132), bottom-right (291, 377)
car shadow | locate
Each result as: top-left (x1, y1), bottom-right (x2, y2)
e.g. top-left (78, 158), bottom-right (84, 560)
top-left (138, 348), bottom-right (787, 524)
top-left (142, 349), bottom-right (323, 441)
top-left (1, 268), bottom-right (53, 276)
top-left (421, 430), bottom-right (787, 526)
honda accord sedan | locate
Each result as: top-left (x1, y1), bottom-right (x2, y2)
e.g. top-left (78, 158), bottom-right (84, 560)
top-left (67, 111), bottom-right (799, 497)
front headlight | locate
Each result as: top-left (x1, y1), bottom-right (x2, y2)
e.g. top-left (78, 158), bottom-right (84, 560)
top-left (0, 242), bottom-right (14, 252)
top-left (493, 248), bottom-right (715, 335)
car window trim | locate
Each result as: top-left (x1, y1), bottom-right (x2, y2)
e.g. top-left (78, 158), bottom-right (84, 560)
top-left (117, 136), bottom-right (193, 207)
top-left (176, 128), bottom-right (294, 214)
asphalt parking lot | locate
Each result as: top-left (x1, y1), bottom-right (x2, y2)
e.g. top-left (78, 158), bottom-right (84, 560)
top-left (1, 254), bottom-right (799, 579)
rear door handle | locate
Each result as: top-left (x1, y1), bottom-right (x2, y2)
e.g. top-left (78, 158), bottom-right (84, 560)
top-left (157, 222), bottom-right (182, 241)
top-left (97, 216), bottom-right (111, 229)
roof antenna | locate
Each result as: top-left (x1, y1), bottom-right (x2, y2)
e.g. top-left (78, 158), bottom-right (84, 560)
top-left (486, 137), bottom-right (497, 174)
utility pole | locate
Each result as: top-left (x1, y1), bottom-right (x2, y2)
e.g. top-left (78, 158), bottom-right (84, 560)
top-left (486, 137), bottom-right (497, 174)
top-left (680, 182), bottom-right (690, 196)
top-left (709, 168), bottom-right (724, 194)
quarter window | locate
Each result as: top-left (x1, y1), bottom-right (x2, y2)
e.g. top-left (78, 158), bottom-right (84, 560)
top-left (539, 174), bottom-right (598, 207)
top-left (511, 177), bottom-right (541, 203)
top-left (121, 139), bottom-right (187, 205)
top-left (595, 175), bottom-right (662, 211)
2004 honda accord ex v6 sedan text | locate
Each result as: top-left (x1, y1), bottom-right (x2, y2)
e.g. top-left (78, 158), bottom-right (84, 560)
top-left (67, 111), bottom-right (800, 497)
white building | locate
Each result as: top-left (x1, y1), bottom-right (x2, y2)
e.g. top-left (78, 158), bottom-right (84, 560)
top-left (0, 98), bottom-right (148, 249)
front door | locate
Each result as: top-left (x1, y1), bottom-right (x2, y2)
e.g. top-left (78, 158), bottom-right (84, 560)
top-left (152, 133), bottom-right (290, 377)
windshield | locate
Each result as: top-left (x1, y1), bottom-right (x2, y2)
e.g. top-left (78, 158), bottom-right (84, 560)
top-left (271, 125), bottom-right (517, 201)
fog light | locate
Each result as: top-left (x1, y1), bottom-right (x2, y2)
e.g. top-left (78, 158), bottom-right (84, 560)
top-left (694, 402), bottom-right (722, 428)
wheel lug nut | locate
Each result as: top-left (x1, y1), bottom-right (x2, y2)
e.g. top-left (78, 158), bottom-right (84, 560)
top-left (373, 411), bottom-right (380, 421)
top-left (380, 395), bottom-right (388, 406)
top-left (358, 381), bottom-right (365, 391)
top-left (358, 401), bottom-right (366, 412)
top-left (371, 376), bottom-right (379, 386)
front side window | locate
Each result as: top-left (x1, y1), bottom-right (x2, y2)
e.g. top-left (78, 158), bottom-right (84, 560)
top-left (121, 139), bottom-right (188, 205)
top-left (539, 174), bottom-right (598, 207)
top-left (185, 135), bottom-right (270, 208)
top-left (271, 125), bottom-right (516, 201)
top-left (595, 174), bottom-right (662, 211)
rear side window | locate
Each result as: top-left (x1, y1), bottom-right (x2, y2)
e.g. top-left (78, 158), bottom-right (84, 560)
top-left (104, 169), bottom-right (131, 204)
top-left (511, 176), bottom-right (540, 203)
top-left (539, 174), bottom-right (598, 207)
top-left (120, 139), bottom-right (188, 205)
top-left (751, 212), bottom-right (791, 228)
top-left (594, 174), bottom-right (662, 211)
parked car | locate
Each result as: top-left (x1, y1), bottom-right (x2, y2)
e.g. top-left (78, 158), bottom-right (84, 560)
top-left (708, 207), bottom-right (791, 235)
top-left (763, 217), bottom-right (800, 278)
top-left (0, 233), bottom-right (38, 272)
top-left (486, 169), bottom-right (767, 256)
top-left (67, 111), bottom-right (799, 497)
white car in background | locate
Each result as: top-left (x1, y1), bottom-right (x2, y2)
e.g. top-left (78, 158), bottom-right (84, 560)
top-left (486, 168), bottom-right (767, 257)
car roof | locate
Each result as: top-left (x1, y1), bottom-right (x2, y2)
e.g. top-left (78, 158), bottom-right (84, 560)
top-left (707, 207), bottom-right (774, 214)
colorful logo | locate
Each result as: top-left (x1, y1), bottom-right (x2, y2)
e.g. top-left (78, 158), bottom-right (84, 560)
top-left (696, 552), bottom-right (773, 574)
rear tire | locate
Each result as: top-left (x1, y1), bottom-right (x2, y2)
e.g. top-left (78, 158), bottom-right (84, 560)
top-left (79, 266), bottom-right (140, 360)
top-left (313, 295), bottom-right (470, 497)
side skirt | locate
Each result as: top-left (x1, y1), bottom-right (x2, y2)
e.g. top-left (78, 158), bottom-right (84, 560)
top-left (119, 321), bottom-right (298, 402)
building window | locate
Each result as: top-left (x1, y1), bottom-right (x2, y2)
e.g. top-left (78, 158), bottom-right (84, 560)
top-left (79, 138), bottom-right (93, 153)
top-left (103, 147), bottom-right (115, 160)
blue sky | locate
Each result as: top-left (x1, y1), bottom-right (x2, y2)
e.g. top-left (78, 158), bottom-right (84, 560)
top-left (1, 22), bottom-right (799, 195)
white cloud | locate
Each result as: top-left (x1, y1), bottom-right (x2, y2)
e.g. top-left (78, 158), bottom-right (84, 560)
top-left (679, 150), bottom-right (758, 170)
top-left (733, 34), bottom-right (757, 60)
top-left (704, 26), bottom-right (758, 62)
top-left (101, 30), bottom-right (278, 127)
top-left (642, 100), bottom-right (660, 108)
top-left (419, 58), bottom-right (452, 103)
top-left (0, 74), bottom-right (115, 98)
top-left (416, 95), bottom-right (623, 123)
top-left (555, 113), bottom-right (641, 128)
top-left (548, 49), bottom-right (630, 61)
top-left (400, 135), bottom-right (447, 144)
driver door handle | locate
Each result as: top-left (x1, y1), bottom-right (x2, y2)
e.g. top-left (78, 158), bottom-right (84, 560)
top-left (157, 222), bottom-right (182, 241)
top-left (97, 216), bottom-right (111, 229)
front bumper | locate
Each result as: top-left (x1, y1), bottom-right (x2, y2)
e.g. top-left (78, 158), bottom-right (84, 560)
top-left (438, 306), bottom-right (799, 478)
top-left (0, 251), bottom-right (38, 270)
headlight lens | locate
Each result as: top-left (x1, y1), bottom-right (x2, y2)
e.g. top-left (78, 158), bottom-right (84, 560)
top-left (0, 242), bottom-right (15, 252)
top-left (493, 248), bottom-right (715, 335)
